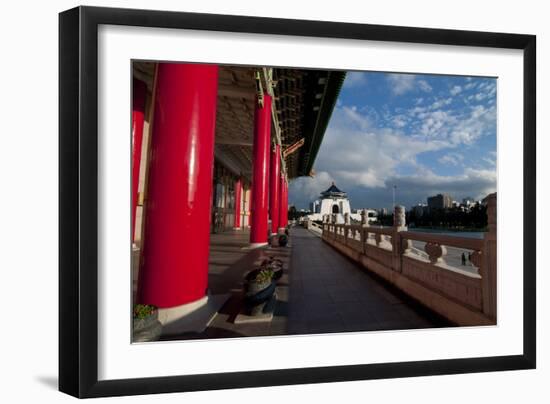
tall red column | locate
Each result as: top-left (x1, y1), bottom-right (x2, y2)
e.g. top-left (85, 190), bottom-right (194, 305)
top-left (278, 176), bottom-right (288, 231)
top-left (138, 63), bottom-right (218, 308)
top-left (250, 93), bottom-right (272, 246)
top-left (132, 78), bottom-right (147, 239)
top-left (233, 177), bottom-right (242, 230)
top-left (269, 144), bottom-right (281, 235)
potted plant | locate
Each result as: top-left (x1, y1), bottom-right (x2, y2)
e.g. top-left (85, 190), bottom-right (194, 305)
top-left (132, 304), bottom-right (162, 342)
top-left (261, 256), bottom-right (284, 281)
top-left (244, 267), bottom-right (276, 316)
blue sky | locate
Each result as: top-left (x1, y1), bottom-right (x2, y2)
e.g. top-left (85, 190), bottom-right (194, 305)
top-left (289, 71), bottom-right (497, 210)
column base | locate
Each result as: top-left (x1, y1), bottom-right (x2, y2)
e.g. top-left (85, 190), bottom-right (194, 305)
top-left (158, 293), bottom-right (230, 336)
top-left (277, 228), bottom-right (286, 234)
top-left (248, 242), bottom-right (268, 249)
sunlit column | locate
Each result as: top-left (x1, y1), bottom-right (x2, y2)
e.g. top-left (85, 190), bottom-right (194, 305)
top-left (138, 63), bottom-right (218, 308)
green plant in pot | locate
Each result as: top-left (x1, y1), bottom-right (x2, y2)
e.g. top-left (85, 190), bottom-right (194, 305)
top-left (244, 267), bottom-right (276, 316)
top-left (278, 233), bottom-right (288, 247)
top-left (132, 304), bottom-right (163, 342)
top-left (248, 268), bottom-right (274, 293)
top-left (261, 256), bottom-right (284, 280)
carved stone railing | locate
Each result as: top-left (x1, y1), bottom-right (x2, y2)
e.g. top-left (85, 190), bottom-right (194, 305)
top-left (304, 220), bottom-right (323, 237)
top-left (321, 195), bottom-right (497, 326)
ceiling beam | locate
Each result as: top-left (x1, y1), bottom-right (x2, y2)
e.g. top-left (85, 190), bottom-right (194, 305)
top-left (215, 138), bottom-right (253, 147)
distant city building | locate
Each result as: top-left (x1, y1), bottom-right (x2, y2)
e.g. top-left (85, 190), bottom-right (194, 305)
top-left (462, 197), bottom-right (475, 207)
top-left (378, 208), bottom-right (388, 216)
top-left (411, 203), bottom-right (429, 217)
top-left (355, 208), bottom-right (378, 219)
top-left (427, 193), bottom-right (453, 209)
top-left (310, 200), bottom-right (321, 214)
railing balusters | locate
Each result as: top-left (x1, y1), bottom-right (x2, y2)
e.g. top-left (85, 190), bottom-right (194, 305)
top-left (319, 197), bottom-right (497, 325)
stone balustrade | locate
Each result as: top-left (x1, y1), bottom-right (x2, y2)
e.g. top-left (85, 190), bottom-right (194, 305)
top-left (321, 195), bottom-right (497, 326)
top-left (305, 220), bottom-right (323, 236)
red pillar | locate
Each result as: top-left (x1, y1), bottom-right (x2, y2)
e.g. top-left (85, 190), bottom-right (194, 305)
top-left (233, 177), bottom-right (242, 230)
top-left (279, 176), bottom-right (288, 231)
top-left (132, 78), bottom-right (147, 239)
top-left (269, 144), bottom-right (281, 235)
top-left (137, 63), bottom-right (218, 308)
top-left (250, 94), bottom-right (272, 246)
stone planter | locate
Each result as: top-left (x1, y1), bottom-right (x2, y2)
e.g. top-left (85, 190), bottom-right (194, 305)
top-left (132, 309), bottom-right (163, 342)
top-left (244, 277), bottom-right (276, 316)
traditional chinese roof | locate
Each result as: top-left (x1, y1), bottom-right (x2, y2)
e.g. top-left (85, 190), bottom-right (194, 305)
top-left (321, 182), bottom-right (347, 199)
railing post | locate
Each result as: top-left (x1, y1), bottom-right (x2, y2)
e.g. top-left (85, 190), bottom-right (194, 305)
top-left (392, 205), bottom-right (407, 272)
top-left (344, 225), bottom-right (348, 245)
top-left (344, 213), bottom-right (350, 245)
top-left (361, 210), bottom-right (369, 227)
top-left (481, 192), bottom-right (497, 320)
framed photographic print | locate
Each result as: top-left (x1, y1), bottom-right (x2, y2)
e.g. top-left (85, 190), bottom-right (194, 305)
top-left (59, 5), bottom-right (536, 398)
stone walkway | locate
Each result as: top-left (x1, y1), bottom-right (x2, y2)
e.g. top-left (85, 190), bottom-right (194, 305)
top-left (287, 227), bottom-right (450, 334)
top-left (161, 227), bottom-right (450, 341)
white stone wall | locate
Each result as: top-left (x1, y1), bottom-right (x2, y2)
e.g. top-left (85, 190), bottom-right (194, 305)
top-left (319, 197), bottom-right (352, 216)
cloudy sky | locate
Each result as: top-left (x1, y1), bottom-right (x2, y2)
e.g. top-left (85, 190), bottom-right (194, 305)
top-left (289, 71), bottom-right (497, 210)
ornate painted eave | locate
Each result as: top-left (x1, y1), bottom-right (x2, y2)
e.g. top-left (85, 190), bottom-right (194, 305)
top-left (272, 69), bottom-right (346, 179)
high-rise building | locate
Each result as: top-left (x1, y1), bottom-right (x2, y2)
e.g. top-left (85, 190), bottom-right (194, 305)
top-left (411, 203), bottom-right (428, 217)
top-left (427, 193), bottom-right (453, 209)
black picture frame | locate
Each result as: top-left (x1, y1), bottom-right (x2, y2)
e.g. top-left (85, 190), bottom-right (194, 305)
top-left (59, 5), bottom-right (536, 398)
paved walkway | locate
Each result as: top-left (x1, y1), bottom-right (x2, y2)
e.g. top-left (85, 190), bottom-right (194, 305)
top-left (162, 227), bottom-right (449, 341)
top-left (286, 227), bottom-right (449, 334)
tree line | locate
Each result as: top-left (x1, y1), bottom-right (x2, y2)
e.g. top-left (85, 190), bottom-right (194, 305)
top-left (375, 204), bottom-right (488, 230)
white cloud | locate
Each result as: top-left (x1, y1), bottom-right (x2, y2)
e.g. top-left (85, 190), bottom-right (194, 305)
top-left (418, 80), bottom-right (433, 92)
top-left (408, 100), bottom-right (495, 146)
top-left (386, 74), bottom-right (434, 96)
top-left (450, 85), bottom-right (462, 95)
top-left (305, 106), bottom-right (448, 192)
top-left (289, 171), bottom-right (335, 202)
top-left (418, 110), bottom-right (456, 137)
top-left (482, 151), bottom-right (497, 167)
top-left (429, 97), bottom-right (453, 110)
top-left (392, 115), bottom-right (408, 128)
top-left (289, 98), bottom-right (496, 210)
top-left (340, 105), bottom-right (370, 131)
top-left (449, 104), bottom-right (496, 145)
top-left (387, 74), bottom-right (416, 95)
top-left (343, 72), bottom-right (368, 88)
top-left (438, 152), bottom-right (464, 166)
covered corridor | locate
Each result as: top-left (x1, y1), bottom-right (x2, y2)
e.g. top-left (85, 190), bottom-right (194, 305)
top-left (161, 227), bottom-right (450, 341)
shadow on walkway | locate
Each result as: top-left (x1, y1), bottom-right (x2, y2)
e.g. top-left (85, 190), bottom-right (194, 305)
top-left (166, 227), bottom-right (451, 341)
